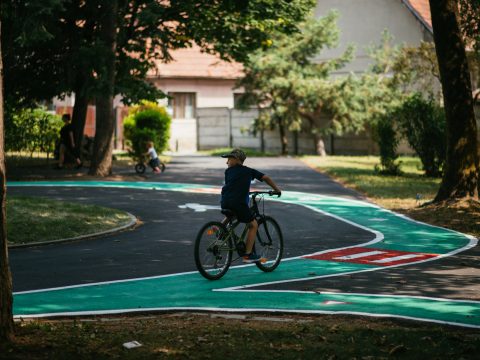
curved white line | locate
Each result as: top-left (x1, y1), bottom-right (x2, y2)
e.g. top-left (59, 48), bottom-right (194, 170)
top-left (13, 307), bottom-right (480, 329)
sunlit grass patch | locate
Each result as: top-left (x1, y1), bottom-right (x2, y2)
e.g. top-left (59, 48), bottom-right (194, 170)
top-left (301, 155), bottom-right (479, 238)
top-left (7, 196), bottom-right (132, 245)
top-left (301, 156), bottom-right (440, 208)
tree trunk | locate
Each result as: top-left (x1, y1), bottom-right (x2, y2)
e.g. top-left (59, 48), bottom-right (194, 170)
top-left (429, 0), bottom-right (479, 201)
top-left (0, 20), bottom-right (14, 343)
top-left (71, 85), bottom-right (89, 151)
top-left (278, 121), bottom-right (288, 155)
top-left (313, 134), bottom-right (327, 156)
top-left (89, 1), bottom-right (118, 176)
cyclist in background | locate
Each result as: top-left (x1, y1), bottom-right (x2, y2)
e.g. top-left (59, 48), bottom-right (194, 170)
top-left (144, 141), bottom-right (162, 173)
top-left (220, 149), bottom-right (281, 263)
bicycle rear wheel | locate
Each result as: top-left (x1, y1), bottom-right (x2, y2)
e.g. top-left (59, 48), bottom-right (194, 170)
top-left (194, 222), bottom-right (233, 280)
top-left (255, 216), bottom-right (283, 272)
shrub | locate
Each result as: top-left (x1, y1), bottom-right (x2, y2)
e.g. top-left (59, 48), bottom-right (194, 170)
top-left (373, 115), bottom-right (402, 175)
top-left (395, 93), bottom-right (446, 177)
top-left (5, 107), bottom-right (63, 159)
top-left (123, 101), bottom-right (171, 159)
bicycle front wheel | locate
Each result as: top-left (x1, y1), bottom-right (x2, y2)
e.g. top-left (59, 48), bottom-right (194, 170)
top-left (255, 216), bottom-right (283, 272)
top-left (194, 222), bottom-right (233, 280)
top-left (135, 163), bottom-right (146, 174)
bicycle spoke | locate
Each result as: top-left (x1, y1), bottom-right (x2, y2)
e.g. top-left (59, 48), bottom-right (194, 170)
top-left (194, 222), bottom-right (233, 280)
top-left (255, 216), bottom-right (283, 272)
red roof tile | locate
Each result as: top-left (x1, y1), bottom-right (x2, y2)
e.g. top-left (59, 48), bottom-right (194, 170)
top-left (403, 0), bottom-right (432, 31)
top-left (151, 44), bottom-right (244, 79)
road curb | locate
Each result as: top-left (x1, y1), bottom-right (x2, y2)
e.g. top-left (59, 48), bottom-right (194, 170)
top-left (8, 212), bottom-right (138, 249)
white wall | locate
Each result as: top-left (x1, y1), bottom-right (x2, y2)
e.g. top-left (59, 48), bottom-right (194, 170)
top-left (196, 107), bottom-right (401, 155)
top-left (314, 0), bottom-right (431, 74)
top-left (153, 78), bottom-right (238, 108)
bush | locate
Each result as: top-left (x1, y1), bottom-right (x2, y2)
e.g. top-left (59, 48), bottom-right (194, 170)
top-left (5, 107), bottom-right (63, 159)
top-left (395, 93), bottom-right (446, 177)
top-left (123, 101), bottom-right (171, 159)
top-left (373, 115), bottom-right (402, 175)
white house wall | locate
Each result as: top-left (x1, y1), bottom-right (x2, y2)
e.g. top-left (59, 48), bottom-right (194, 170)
top-left (314, 0), bottom-right (431, 74)
top-left (153, 78), bottom-right (238, 108)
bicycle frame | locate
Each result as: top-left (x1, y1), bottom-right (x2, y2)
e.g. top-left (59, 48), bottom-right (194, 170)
top-left (194, 190), bottom-right (283, 280)
top-left (222, 191), bottom-right (275, 259)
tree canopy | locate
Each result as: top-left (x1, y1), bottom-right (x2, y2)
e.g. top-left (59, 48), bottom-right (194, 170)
top-left (237, 12), bottom-right (357, 154)
top-left (1, 0), bottom-right (317, 174)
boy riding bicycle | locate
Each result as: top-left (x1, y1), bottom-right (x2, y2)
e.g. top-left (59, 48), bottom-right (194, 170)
top-left (220, 149), bottom-right (281, 263)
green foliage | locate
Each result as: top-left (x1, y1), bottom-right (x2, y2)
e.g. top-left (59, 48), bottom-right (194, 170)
top-left (373, 116), bottom-right (402, 176)
top-left (360, 32), bottom-right (446, 176)
top-left (237, 13), bottom-right (356, 153)
top-left (395, 93), bottom-right (446, 177)
top-left (5, 107), bottom-right (63, 158)
top-left (1, 0), bottom-right (315, 109)
top-left (458, 0), bottom-right (480, 55)
top-left (123, 101), bottom-right (171, 159)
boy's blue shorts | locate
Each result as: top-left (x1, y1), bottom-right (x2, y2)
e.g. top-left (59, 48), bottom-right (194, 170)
top-left (149, 158), bottom-right (160, 168)
top-left (221, 201), bottom-right (255, 223)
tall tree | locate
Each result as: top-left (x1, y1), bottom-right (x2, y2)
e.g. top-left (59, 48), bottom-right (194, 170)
top-left (0, 19), bottom-right (14, 343)
top-left (89, 1), bottom-right (119, 176)
top-left (429, 0), bottom-right (479, 201)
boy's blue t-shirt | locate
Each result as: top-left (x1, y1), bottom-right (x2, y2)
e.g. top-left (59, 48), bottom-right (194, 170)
top-left (221, 165), bottom-right (264, 205)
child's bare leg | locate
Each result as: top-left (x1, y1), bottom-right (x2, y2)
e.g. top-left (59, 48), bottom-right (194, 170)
top-left (245, 219), bottom-right (258, 254)
top-left (58, 144), bottom-right (65, 167)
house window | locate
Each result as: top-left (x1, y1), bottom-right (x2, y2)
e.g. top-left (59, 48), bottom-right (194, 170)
top-left (168, 92), bottom-right (196, 119)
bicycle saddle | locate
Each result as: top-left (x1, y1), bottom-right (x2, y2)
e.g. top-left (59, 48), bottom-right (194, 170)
top-left (221, 208), bottom-right (236, 217)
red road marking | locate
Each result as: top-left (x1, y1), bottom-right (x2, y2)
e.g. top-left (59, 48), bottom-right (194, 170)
top-left (304, 247), bottom-right (438, 266)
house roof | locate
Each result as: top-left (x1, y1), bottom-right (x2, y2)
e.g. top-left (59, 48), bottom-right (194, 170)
top-left (402, 0), bottom-right (432, 32)
top-left (151, 44), bottom-right (244, 80)
top-left (151, 2), bottom-right (433, 80)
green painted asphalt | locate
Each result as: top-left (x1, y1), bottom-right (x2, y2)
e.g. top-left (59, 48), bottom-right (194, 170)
top-left (9, 181), bottom-right (479, 328)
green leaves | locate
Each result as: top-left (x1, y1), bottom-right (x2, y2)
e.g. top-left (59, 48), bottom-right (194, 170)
top-left (123, 101), bottom-right (171, 158)
top-left (238, 12), bottom-right (358, 152)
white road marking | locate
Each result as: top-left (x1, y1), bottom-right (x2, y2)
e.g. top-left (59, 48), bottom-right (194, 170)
top-left (370, 254), bottom-right (423, 263)
top-left (178, 203), bottom-right (221, 212)
top-left (333, 250), bottom-right (386, 260)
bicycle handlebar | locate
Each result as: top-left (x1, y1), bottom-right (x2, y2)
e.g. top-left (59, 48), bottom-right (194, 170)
top-left (249, 190), bottom-right (281, 198)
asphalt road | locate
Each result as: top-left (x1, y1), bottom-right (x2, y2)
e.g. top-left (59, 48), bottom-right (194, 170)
top-left (9, 155), bottom-right (371, 292)
top-left (9, 155), bottom-right (479, 304)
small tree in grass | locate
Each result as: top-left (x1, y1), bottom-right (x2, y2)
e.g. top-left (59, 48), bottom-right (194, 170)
top-left (395, 93), bottom-right (446, 177)
top-left (123, 101), bottom-right (171, 160)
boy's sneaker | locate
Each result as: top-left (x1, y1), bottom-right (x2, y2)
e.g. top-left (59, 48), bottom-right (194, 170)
top-left (242, 253), bottom-right (265, 263)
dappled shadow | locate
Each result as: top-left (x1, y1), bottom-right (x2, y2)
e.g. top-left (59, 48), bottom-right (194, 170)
top-left (257, 244), bottom-right (480, 301)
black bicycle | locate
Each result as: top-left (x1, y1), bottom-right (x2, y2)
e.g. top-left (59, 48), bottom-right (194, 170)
top-left (194, 191), bottom-right (283, 280)
top-left (134, 155), bottom-right (166, 174)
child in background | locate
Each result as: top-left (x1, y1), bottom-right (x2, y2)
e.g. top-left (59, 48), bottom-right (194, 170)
top-left (145, 141), bottom-right (162, 173)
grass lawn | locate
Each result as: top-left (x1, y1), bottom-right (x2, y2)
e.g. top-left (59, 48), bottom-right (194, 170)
top-left (7, 196), bottom-right (133, 245)
top-left (301, 155), bottom-right (480, 238)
